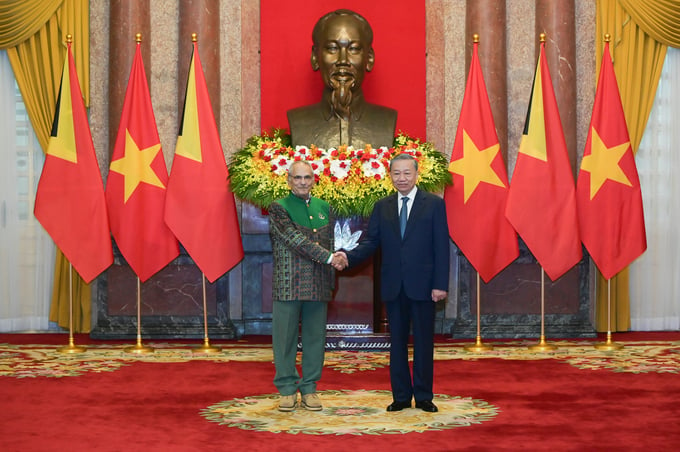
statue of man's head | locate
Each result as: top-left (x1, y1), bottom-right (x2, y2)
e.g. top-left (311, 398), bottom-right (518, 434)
top-left (311, 9), bottom-right (375, 118)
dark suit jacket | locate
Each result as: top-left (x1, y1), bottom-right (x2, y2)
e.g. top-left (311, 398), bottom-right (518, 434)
top-left (346, 189), bottom-right (450, 302)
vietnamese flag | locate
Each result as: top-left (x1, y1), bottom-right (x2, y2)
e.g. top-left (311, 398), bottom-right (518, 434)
top-left (34, 40), bottom-right (113, 283)
top-left (165, 40), bottom-right (244, 282)
top-left (576, 41), bottom-right (646, 280)
top-left (505, 39), bottom-right (581, 281)
top-left (444, 38), bottom-right (518, 282)
top-left (105, 40), bottom-right (179, 282)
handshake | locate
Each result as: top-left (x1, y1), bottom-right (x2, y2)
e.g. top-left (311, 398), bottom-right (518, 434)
top-left (331, 251), bottom-right (348, 270)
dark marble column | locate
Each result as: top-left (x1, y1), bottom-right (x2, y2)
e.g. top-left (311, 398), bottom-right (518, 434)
top-left (107, 0), bottom-right (151, 159)
top-left (178, 0), bottom-right (220, 124)
top-left (536, 0), bottom-right (577, 174)
top-left (466, 0), bottom-right (508, 160)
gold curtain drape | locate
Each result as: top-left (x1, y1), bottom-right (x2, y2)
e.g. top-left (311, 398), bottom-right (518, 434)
top-left (594, 0), bottom-right (680, 332)
top-left (0, 0), bottom-right (92, 332)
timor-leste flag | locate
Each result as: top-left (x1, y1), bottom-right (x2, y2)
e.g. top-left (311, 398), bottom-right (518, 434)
top-left (576, 41), bottom-right (646, 280)
top-left (165, 41), bottom-right (244, 283)
top-left (444, 39), bottom-right (518, 283)
top-left (34, 41), bottom-right (113, 283)
top-left (505, 39), bottom-right (581, 281)
top-left (105, 41), bottom-right (179, 282)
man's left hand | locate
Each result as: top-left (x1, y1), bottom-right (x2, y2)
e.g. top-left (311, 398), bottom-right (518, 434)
top-left (431, 289), bottom-right (447, 302)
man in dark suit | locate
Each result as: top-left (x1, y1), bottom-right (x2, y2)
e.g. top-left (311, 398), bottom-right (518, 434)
top-left (338, 153), bottom-right (450, 412)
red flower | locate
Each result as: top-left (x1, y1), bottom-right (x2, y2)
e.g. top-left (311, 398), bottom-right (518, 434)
top-left (278, 158), bottom-right (287, 165)
top-left (374, 174), bottom-right (382, 180)
top-left (311, 162), bottom-right (319, 170)
top-left (371, 161), bottom-right (380, 169)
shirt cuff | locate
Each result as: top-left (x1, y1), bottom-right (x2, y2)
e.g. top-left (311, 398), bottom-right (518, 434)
top-left (326, 253), bottom-right (333, 264)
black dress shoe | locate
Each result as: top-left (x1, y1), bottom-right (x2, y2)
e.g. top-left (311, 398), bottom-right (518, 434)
top-left (386, 400), bottom-right (411, 411)
top-left (415, 400), bottom-right (438, 412)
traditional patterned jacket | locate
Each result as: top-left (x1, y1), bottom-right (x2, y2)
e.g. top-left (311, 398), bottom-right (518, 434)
top-left (269, 193), bottom-right (335, 302)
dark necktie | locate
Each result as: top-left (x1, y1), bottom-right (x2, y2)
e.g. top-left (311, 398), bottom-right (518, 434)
top-left (400, 196), bottom-right (408, 238)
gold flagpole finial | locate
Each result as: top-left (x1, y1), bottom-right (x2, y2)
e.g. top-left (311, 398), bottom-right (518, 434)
top-left (473, 33), bottom-right (479, 43)
top-left (539, 33), bottom-right (546, 43)
top-left (135, 33), bottom-right (142, 43)
top-left (192, 33), bottom-right (198, 42)
top-left (66, 34), bottom-right (73, 43)
top-left (604, 33), bottom-right (611, 43)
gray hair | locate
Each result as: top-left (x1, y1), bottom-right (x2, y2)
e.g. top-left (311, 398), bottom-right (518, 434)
top-left (389, 153), bottom-right (418, 171)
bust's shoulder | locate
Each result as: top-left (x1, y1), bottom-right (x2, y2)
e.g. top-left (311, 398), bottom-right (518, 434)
top-left (362, 102), bottom-right (397, 118)
top-left (287, 103), bottom-right (324, 121)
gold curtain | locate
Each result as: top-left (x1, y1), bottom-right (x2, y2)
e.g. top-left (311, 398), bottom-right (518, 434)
top-left (0, 0), bottom-right (92, 332)
top-left (594, 0), bottom-right (680, 331)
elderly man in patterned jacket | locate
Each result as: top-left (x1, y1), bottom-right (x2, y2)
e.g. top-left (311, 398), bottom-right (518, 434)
top-left (269, 160), bottom-right (347, 412)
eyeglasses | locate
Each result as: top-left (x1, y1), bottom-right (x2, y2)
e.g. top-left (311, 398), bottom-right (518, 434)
top-left (291, 175), bottom-right (314, 181)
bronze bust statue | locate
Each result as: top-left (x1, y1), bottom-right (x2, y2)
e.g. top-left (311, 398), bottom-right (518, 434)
top-left (287, 9), bottom-right (397, 149)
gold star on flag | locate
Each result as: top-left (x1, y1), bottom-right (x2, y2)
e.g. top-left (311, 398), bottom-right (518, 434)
top-left (109, 129), bottom-right (165, 202)
top-left (449, 130), bottom-right (505, 203)
top-left (580, 127), bottom-right (632, 200)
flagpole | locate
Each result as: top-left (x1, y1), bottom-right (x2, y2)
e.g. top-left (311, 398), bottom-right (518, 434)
top-left (594, 278), bottom-right (623, 350)
top-left (465, 271), bottom-right (493, 352)
top-left (57, 263), bottom-right (87, 354)
top-left (193, 273), bottom-right (221, 353)
top-left (529, 268), bottom-right (556, 351)
top-left (125, 277), bottom-right (154, 354)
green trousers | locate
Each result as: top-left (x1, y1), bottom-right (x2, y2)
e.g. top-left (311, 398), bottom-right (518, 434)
top-left (272, 300), bottom-right (328, 396)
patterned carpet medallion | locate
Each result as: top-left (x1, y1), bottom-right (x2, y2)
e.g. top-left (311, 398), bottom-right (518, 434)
top-left (2, 339), bottom-right (679, 435)
top-left (201, 389), bottom-right (499, 434)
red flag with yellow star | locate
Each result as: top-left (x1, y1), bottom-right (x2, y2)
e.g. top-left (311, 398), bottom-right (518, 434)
top-left (505, 40), bottom-right (581, 281)
top-left (576, 41), bottom-right (646, 280)
top-left (105, 42), bottom-right (179, 282)
top-left (165, 41), bottom-right (243, 283)
top-left (34, 41), bottom-right (113, 283)
top-left (444, 39), bottom-right (518, 282)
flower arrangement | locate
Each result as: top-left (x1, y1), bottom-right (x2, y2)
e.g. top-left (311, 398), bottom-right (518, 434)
top-left (228, 129), bottom-right (452, 218)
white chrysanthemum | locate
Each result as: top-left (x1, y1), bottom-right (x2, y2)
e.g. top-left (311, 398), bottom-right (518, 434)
top-left (294, 145), bottom-right (309, 156)
top-left (376, 146), bottom-right (391, 158)
top-left (330, 160), bottom-right (351, 180)
top-left (361, 160), bottom-right (386, 179)
top-left (271, 159), bottom-right (291, 175)
top-left (308, 160), bottom-right (325, 176)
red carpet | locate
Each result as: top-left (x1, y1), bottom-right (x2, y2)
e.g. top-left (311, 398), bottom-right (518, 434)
top-left (1, 333), bottom-right (679, 451)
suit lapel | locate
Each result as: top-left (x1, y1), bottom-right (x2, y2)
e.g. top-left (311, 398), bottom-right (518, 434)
top-left (403, 190), bottom-right (427, 240)
top-left (386, 193), bottom-right (401, 239)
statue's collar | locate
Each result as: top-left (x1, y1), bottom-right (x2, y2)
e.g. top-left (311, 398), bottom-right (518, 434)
top-left (321, 90), bottom-right (366, 122)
